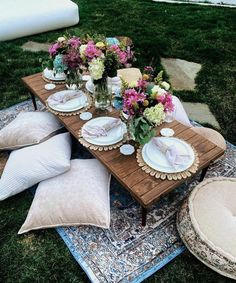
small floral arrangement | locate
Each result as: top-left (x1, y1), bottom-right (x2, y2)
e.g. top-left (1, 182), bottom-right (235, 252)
top-left (46, 35), bottom-right (134, 84)
top-left (114, 67), bottom-right (174, 145)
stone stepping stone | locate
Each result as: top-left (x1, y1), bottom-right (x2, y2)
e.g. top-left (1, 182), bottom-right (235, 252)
top-left (21, 41), bottom-right (51, 52)
top-left (161, 58), bottom-right (201, 91)
top-left (182, 102), bottom-right (220, 129)
top-left (153, 0), bottom-right (236, 8)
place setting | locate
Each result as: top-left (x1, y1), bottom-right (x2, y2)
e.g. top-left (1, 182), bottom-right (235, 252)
top-left (137, 136), bottom-right (199, 180)
top-left (46, 89), bottom-right (93, 116)
top-left (78, 117), bottom-right (128, 151)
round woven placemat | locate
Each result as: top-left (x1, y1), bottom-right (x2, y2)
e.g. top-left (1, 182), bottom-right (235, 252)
top-left (78, 129), bottom-right (128, 151)
top-left (42, 75), bottom-right (65, 85)
top-left (46, 93), bottom-right (93, 116)
top-left (136, 141), bottom-right (199, 180)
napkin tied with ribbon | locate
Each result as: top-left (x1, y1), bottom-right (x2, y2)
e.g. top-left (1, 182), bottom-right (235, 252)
top-left (152, 138), bottom-right (191, 168)
top-left (82, 119), bottom-right (121, 138)
top-left (47, 90), bottom-right (84, 106)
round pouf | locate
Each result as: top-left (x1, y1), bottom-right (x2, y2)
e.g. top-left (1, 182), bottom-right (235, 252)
top-left (177, 177), bottom-right (236, 279)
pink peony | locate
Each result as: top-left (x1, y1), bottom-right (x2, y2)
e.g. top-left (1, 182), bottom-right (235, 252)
top-left (68, 37), bottom-right (81, 49)
top-left (84, 41), bottom-right (102, 59)
top-left (49, 43), bottom-right (60, 56)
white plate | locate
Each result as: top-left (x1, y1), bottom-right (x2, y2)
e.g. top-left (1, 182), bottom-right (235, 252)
top-left (82, 117), bottom-right (127, 146)
top-left (160, 128), bottom-right (175, 137)
top-left (48, 90), bottom-right (88, 113)
top-left (142, 137), bottom-right (195, 173)
top-left (85, 80), bottom-right (95, 93)
top-left (85, 80), bottom-right (121, 94)
top-left (43, 68), bottom-right (66, 81)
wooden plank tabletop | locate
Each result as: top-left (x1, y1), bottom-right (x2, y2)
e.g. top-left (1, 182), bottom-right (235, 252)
top-left (22, 73), bottom-right (225, 208)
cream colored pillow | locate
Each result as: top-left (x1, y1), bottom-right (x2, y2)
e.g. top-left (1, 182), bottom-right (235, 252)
top-left (0, 111), bottom-right (62, 150)
top-left (19, 159), bottom-right (111, 234)
top-left (0, 133), bottom-right (71, 201)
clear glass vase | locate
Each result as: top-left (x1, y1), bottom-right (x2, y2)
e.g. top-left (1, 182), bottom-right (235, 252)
top-left (65, 70), bottom-right (83, 90)
top-left (94, 77), bottom-right (112, 111)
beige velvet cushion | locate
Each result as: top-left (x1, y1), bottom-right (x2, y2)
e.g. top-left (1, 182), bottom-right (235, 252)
top-left (18, 159), bottom-right (111, 234)
top-left (0, 133), bottom-right (71, 201)
top-left (117, 68), bottom-right (142, 84)
top-left (0, 111), bottom-right (62, 150)
top-left (192, 127), bottom-right (226, 150)
top-left (189, 177), bottom-right (236, 260)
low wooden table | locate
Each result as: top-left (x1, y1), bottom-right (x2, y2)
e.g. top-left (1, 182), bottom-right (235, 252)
top-left (22, 73), bottom-right (225, 226)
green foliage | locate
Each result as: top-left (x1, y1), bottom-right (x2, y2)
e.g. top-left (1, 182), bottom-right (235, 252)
top-left (130, 116), bottom-right (156, 145)
top-left (104, 51), bottom-right (119, 77)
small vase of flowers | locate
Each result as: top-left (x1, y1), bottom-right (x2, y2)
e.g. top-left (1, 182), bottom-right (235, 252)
top-left (114, 67), bottom-right (174, 145)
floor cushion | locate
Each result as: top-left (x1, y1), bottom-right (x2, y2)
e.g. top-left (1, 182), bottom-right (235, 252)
top-left (0, 133), bottom-right (71, 201)
top-left (177, 177), bottom-right (236, 279)
top-left (192, 127), bottom-right (226, 161)
top-left (0, 111), bottom-right (62, 150)
top-left (0, 152), bottom-right (9, 177)
top-left (0, 0), bottom-right (79, 41)
top-left (117, 68), bottom-right (142, 84)
top-left (18, 159), bottom-right (111, 234)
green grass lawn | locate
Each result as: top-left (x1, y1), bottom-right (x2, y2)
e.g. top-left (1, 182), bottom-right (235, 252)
top-left (0, 0), bottom-right (235, 282)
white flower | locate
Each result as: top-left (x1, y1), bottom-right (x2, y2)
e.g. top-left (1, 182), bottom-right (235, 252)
top-left (79, 44), bottom-right (87, 56)
top-left (129, 81), bottom-right (138, 88)
top-left (57, 37), bottom-right (66, 42)
top-left (144, 104), bottom-right (165, 125)
top-left (160, 81), bottom-right (170, 90)
top-left (88, 58), bottom-right (105, 80)
top-left (151, 85), bottom-right (166, 96)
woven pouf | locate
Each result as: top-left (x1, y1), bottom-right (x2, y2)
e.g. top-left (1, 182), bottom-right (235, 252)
top-left (177, 177), bottom-right (236, 279)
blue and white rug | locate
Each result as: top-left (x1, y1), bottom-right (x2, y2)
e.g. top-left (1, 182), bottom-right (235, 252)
top-left (57, 142), bottom-right (236, 283)
top-left (1, 100), bottom-right (235, 282)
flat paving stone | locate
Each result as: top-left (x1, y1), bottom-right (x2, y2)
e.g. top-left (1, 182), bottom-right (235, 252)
top-left (161, 58), bottom-right (202, 91)
top-left (21, 41), bottom-right (51, 52)
top-left (182, 102), bottom-right (221, 129)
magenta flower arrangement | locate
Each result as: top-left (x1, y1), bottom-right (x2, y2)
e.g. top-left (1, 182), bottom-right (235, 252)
top-left (116, 68), bottom-right (174, 144)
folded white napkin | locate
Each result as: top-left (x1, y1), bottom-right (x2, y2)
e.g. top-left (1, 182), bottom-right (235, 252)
top-left (107, 76), bottom-right (122, 87)
top-left (47, 90), bottom-right (84, 106)
top-left (82, 118), bottom-right (121, 138)
top-left (152, 138), bottom-right (190, 168)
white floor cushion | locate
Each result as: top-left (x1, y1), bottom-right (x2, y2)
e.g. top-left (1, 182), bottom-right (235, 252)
top-left (0, 0), bottom-right (79, 41)
top-left (18, 159), bottom-right (111, 234)
top-left (177, 177), bottom-right (236, 279)
top-left (0, 111), bottom-right (62, 150)
top-left (0, 133), bottom-right (71, 200)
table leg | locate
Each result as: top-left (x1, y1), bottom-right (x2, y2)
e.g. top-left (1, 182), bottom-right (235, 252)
top-left (30, 92), bottom-right (37, 110)
top-left (199, 165), bottom-right (210, 182)
top-left (141, 207), bottom-right (147, 226)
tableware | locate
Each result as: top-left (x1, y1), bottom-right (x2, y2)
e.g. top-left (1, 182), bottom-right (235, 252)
top-left (47, 90), bottom-right (88, 113)
top-left (160, 128), bottom-right (175, 137)
top-left (164, 109), bottom-right (176, 123)
top-left (82, 75), bottom-right (91, 81)
top-left (85, 79), bottom-right (121, 94)
top-left (120, 144), bottom-right (135, 155)
top-left (80, 112), bottom-right (93, 121)
top-left (82, 117), bottom-right (127, 146)
top-left (142, 137), bottom-right (195, 173)
top-left (85, 80), bottom-right (95, 93)
top-left (44, 83), bottom-right (56, 90)
top-left (43, 68), bottom-right (66, 81)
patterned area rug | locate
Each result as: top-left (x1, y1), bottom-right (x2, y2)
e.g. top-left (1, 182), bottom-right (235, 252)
top-left (57, 142), bottom-right (236, 283)
top-left (1, 100), bottom-right (235, 282)
top-left (153, 0), bottom-right (236, 8)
